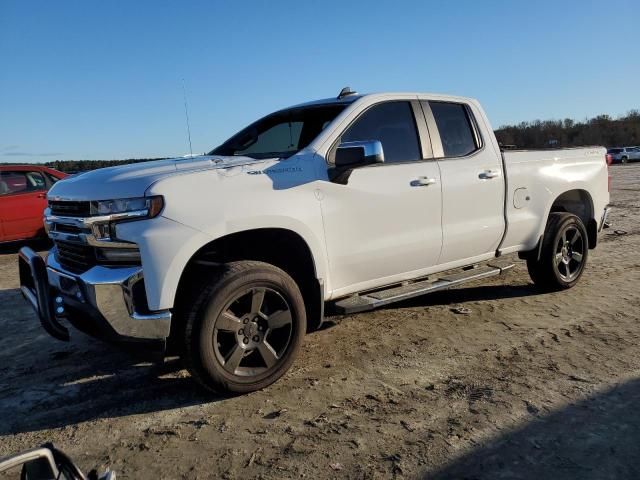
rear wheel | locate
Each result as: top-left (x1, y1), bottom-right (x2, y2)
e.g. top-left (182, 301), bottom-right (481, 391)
top-left (527, 213), bottom-right (588, 291)
top-left (621, 156), bottom-right (628, 164)
top-left (183, 261), bottom-right (306, 393)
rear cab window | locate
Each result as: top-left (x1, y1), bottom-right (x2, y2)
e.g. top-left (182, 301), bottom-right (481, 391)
top-left (428, 101), bottom-right (481, 158)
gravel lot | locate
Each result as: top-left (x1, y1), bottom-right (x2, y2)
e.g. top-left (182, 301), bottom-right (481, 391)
top-left (1, 163), bottom-right (640, 479)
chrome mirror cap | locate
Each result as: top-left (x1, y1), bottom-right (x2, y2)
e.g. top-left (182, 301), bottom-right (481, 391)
top-left (335, 140), bottom-right (385, 167)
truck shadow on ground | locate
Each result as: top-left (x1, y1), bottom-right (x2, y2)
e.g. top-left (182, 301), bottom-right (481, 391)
top-left (394, 282), bottom-right (541, 309)
top-left (426, 377), bottom-right (640, 480)
top-left (2, 282), bottom-right (539, 436)
top-left (349, 282), bottom-right (542, 315)
top-left (0, 288), bottom-right (219, 436)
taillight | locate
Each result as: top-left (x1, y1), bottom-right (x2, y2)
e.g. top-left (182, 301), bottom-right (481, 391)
top-left (606, 154), bottom-right (612, 192)
top-left (606, 153), bottom-right (613, 166)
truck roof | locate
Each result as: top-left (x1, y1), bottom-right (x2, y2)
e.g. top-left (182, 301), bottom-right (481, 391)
top-left (288, 95), bottom-right (363, 109)
top-left (288, 92), bottom-right (479, 110)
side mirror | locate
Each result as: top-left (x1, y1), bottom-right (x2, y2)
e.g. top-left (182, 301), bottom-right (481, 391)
top-left (335, 140), bottom-right (384, 167)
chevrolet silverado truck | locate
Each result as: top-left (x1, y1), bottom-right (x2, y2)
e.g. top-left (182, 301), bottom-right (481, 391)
top-left (19, 89), bottom-right (611, 393)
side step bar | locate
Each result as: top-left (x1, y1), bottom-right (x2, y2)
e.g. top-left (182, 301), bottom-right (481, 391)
top-left (332, 261), bottom-right (514, 314)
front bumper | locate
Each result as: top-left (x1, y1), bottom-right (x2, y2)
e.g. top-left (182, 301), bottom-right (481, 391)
top-left (18, 246), bottom-right (171, 354)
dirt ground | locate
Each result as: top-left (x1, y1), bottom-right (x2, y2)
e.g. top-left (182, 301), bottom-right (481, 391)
top-left (1, 163), bottom-right (640, 479)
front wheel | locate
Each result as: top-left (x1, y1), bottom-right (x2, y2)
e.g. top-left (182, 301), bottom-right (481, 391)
top-left (527, 213), bottom-right (588, 291)
top-left (183, 261), bottom-right (306, 394)
top-left (621, 156), bottom-right (628, 164)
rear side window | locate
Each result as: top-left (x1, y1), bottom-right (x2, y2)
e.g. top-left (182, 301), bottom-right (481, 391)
top-left (340, 101), bottom-right (421, 163)
top-left (0, 171), bottom-right (46, 195)
top-left (429, 102), bottom-right (480, 157)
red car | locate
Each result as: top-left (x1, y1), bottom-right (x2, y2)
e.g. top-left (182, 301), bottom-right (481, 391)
top-left (0, 165), bottom-right (67, 243)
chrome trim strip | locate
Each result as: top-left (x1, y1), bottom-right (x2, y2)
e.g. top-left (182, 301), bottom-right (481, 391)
top-left (44, 207), bottom-right (143, 248)
top-left (412, 99), bottom-right (434, 160)
top-left (48, 229), bottom-right (134, 248)
top-left (420, 100), bottom-right (445, 158)
top-left (45, 209), bottom-right (149, 227)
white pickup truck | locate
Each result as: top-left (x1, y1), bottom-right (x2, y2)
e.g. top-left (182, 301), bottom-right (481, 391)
top-left (19, 89), bottom-right (610, 393)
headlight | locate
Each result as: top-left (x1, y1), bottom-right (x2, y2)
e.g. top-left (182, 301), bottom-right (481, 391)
top-left (90, 196), bottom-right (164, 218)
top-left (89, 196), bottom-right (164, 241)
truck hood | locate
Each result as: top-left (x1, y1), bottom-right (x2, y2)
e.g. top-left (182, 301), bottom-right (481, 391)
top-left (47, 155), bottom-right (270, 201)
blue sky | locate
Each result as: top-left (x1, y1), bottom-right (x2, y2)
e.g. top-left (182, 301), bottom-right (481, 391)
top-left (1, 0), bottom-right (638, 163)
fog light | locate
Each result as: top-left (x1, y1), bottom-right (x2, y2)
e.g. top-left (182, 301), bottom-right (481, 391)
top-left (56, 306), bottom-right (65, 315)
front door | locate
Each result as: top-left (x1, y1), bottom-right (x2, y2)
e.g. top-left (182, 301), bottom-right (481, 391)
top-left (319, 101), bottom-right (443, 296)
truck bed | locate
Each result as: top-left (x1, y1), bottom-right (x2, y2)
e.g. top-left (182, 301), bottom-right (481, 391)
top-left (500, 146), bottom-right (609, 254)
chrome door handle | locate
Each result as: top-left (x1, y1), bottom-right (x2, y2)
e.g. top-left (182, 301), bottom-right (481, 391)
top-left (479, 170), bottom-right (501, 179)
top-left (413, 176), bottom-right (437, 186)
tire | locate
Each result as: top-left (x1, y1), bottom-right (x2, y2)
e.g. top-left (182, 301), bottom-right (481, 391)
top-left (526, 213), bottom-right (588, 292)
top-left (621, 156), bottom-right (628, 164)
top-left (182, 261), bottom-right (306, 394)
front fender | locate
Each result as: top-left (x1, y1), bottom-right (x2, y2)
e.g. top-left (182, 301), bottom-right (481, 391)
top-left (116, 216), bottom-right (214, 311)
top-left (116, 215), bottom-right (329, 311)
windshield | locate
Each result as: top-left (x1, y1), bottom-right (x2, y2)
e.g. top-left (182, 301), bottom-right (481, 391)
top-left (209, 104), bottom-right (346, 159)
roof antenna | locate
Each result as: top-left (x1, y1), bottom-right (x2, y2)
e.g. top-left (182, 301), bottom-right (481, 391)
top-left (337, 86), bottom-right (357, 99)
top-left (181, 78), bottom-right (194, 157)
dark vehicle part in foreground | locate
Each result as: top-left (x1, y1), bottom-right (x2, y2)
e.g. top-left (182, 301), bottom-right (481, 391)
top-left (0, 443), bottom-right (114, 480)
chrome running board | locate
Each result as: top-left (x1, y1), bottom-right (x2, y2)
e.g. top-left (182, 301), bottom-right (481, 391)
top-left (332, 261), bottom-right (514, 314)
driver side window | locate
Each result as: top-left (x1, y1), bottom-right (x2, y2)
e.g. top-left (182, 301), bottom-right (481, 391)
top-left (340, 101), bottom-right (421, 163)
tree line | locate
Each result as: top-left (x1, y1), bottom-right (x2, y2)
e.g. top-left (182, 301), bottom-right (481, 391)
top-left (2, 110), bottom-right (639, 172)
top-left (43, 158), bottom-right (168, 173)
top-left (495, 110), bottom-right (640, 149)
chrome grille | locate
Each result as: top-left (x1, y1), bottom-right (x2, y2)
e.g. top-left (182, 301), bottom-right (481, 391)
top-left (54, 241), bottom-right (97, 273)
top-left (53, 223), bottom-right (84, 235)
top-left (49, 200), bottom-right (91, 217)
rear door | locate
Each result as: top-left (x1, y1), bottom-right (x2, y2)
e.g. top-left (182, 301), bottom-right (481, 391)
top-left (319, 100), bottom-right (443, 295)
top-left (0, 170), bottom-right (48, 241)
top-left (422, 101), bottom-right (504, 264)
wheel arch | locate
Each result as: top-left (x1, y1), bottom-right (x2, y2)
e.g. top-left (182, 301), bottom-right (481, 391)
top-left (171, 228), bottom-right (325, 349)
top-left (546, 188), bottom-right (597, 249)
